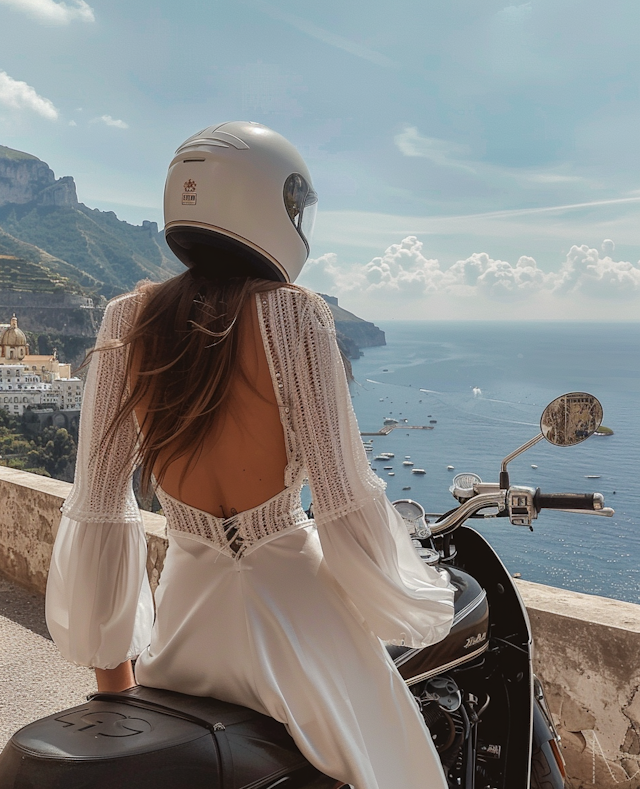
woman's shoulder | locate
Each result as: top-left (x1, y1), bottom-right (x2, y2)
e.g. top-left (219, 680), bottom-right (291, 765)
top-left (267, 284), bottom-right (335, 328)
top-left (101, 290), bottom-right (146, 338)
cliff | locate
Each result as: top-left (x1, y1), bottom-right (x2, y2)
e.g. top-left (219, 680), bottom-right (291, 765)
top-left (0, 146), bottom-right (78, 208)
top-left (320, 294), bottom-right (386, 358)
top-left (0, 145), bottom-right (182, 299)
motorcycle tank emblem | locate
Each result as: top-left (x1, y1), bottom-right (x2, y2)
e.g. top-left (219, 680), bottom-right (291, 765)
top-left (55, 709), bottom-right (152, 737)
top-left (464, 632), bottom-right (487, 649)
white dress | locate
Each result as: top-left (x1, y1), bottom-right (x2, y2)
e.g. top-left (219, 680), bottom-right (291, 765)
top-left (45, 285), bottom-right (455, 789)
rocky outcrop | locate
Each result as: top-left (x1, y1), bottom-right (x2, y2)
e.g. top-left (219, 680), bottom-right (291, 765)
top-left (0, 146), bottom-right (78, 208)
top-left (321, 294), bottom-right (386, 358)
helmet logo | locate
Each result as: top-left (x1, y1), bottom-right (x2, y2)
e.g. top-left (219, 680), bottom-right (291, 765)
top-left (182, 179), bottom-right (197, 206)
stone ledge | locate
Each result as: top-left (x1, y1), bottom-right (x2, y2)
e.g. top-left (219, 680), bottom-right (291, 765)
top-left (1, 466), bottom-right (639, 787)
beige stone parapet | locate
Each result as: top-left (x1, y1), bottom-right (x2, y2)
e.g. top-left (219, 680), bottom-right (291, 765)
top-left (1, 465), bottom-right (639, 786)
top-left (0, 466), bottom-right (167, 596)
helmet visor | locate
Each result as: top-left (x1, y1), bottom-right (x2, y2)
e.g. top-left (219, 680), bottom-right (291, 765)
top-left (283, 173), bottom-right (318, 252)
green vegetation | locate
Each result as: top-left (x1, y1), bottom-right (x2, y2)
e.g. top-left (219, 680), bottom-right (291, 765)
top-left (0, 203), bottom-right (181, 298)
top-left (0, 254), bottom-right (77, 294)
top-left (595, 425), bottom-right (614, 435)
top-left (0, 410), bottom-right (77, 481)
top-left (0, 145), bottom-right (39, 162)
top-left (0, 228), bottom-right (103, 295)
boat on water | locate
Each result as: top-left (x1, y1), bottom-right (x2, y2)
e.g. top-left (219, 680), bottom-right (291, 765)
top-left (412, 468), bottom-right (426, 475)
top-left (429, 420), bottom-right (437, 424)
top-left (384, 417), bottom-right (399, 425)
top-left (531, 464), bottom-right (538, 469)
top-left (405, 455), bottom-right (411, 459)
top-left (388, 472), bottom-right (395, 476)
top-left (403, 461), bottom-right (414, 466)
top-left (402, 486), bottom-right (411, 491)
top-left (447, 465), bottom-right (454, 470)
top-left (374, 455), bottom-right (388, 461)
top-left (383, 466), bottom-right (393, 470)
top-left (585, 475), bottom-right (601, 479)
top-left (381, 452), bottom-right (395, 458)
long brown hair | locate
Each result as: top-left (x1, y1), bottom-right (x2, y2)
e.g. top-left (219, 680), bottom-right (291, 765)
top-left (102, 268), bottom-right (282, 493)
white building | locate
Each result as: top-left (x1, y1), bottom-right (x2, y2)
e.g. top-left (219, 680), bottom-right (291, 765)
top-left (0, 364), bottom-right (82, 417)
top-left (51, 378), bottom-right (83, 410)
top-left (0, 314), bottom-right (73, 380)
top-left (0, 364), bottom-right (53, 416)
top-left (0, 314), bottom-right (83, 417)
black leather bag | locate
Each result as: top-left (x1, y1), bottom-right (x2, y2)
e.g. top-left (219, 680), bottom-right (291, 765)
top-left (0, 685), bottom-right (335, 789)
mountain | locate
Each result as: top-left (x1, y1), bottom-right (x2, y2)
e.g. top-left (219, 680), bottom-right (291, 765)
top-left (0, 145), bottom-right (182, 299)
top-left (320, 295), bottom-right (386, 358)
top-left (0, 144), bottom-right (384, 364)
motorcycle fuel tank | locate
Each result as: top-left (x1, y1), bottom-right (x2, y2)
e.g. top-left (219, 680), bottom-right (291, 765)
top-left (387, 566), bottom-right (489, 685)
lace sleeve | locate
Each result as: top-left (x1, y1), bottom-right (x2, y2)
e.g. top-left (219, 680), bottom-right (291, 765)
top-left (61, 294), bottom-right (141, 524)
top-left (290, 290), bottom-right (454, 648)
top-left (45, 293), bottom-right (154, 669)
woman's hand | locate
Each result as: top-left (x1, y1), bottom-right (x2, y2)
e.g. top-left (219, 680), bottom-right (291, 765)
top-left (95, 660), bottom-right (137, 692)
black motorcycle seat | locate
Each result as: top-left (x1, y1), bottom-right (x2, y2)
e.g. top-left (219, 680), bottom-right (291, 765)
top-left (0, 684), bottom-right (335, 789)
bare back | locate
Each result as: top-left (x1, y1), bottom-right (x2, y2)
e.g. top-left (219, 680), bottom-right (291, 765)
top-left (133, 295), bottom-right (288, 518)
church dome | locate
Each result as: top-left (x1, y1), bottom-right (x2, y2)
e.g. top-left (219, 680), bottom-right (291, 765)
top-left (0, 315), bottom-right (27, 347)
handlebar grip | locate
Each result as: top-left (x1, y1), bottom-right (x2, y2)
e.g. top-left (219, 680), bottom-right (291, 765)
top-left (535, 491), bottom-right (599, 511)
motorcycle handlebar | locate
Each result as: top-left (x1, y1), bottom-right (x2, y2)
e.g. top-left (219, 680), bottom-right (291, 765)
top-left (534, 491), bottom-right (601, 511)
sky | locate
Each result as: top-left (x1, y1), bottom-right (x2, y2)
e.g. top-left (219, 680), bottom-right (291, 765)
top-left (0, 0), bottom-right (638, 320)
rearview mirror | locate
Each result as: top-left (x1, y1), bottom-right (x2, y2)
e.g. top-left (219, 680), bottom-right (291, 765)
top-left (540, 392), bottom-right (603, 447)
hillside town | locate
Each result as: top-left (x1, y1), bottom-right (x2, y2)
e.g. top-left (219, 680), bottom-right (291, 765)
top-left (0, 313), bottom-right (82, 424)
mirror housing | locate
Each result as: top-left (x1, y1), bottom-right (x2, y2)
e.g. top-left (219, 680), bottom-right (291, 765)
top-left (540, 392), bottom-right (603, 447)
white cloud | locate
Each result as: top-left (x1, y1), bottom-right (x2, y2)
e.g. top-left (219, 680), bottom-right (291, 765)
top-left (92, 114), bottom-right (129, 129)
top-left (0, 0), bottom-right (94, 24)
top-left (394, 127), bottom-right (474, 171)
top-left (0, 70), bottom-right (58, 119)
top-left (301, 236), bottom-right (640, 306)
top-left (394, 125), bottom-right (588, 186)
top-left (68, 119), bottom-right (76, 126)
top-left (554, 245), bottom-right (640, 299)
top-left (602, 239), bottom-right (615, 255)
top-left (446, 252), bottom-right (549, 299)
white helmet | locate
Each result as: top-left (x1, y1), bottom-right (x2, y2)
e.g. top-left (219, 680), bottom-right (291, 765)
top-left (164, 121), bottom-right (317, 283)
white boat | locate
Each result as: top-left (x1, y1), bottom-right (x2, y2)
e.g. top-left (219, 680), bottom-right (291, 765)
top-left (447, 465), bottom-right (454, 470)
top-left (402, 461), bottom-right (414, 466)
top-left (381, 452), bottom-right (395, 458)
top-left (585, 475), bottom-right (601, 479)
top-left (388, 472), bottom-right (395, 476)
top-left (374, 455), bottom-right (387, 461)
top-left (531, 464), bottom-right (538, 469)
top-left (412, 468), bottom-right (426, 475)
top-left (405, 455), bottom-right (411, 459)
top-left (383, 418), bottom-right (399, 425)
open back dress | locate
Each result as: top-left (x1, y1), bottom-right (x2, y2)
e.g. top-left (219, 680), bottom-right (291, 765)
top-left (45, 285), bottom-right (455, 789)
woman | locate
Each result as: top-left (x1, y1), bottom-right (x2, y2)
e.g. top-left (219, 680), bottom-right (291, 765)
top-left (45, 122), bottom-right (455, 789)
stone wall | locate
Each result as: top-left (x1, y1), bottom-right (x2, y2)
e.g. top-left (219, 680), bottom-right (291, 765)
top-left (1, 464), bottom-right (639, 787)
top-left (0, 467), bottom-right (167, 597)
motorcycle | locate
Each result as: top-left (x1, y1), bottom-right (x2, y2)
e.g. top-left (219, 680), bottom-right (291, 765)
top-left (0, 392), bottom-right (612, 789)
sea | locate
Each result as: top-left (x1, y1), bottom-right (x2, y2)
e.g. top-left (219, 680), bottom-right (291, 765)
top-left (347, 321), bottom-right (640, 605)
